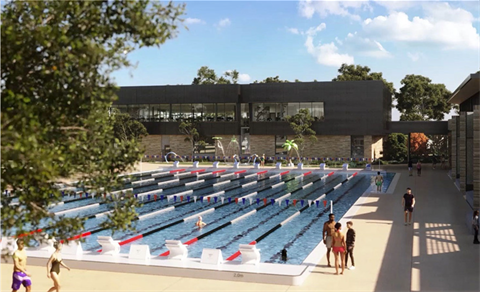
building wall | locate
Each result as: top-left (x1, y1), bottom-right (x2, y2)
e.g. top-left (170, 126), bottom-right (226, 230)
top-left (250, 135), bottom-right (275, 156)
top-left (448, 118), bottom-right (457, 179)
top-left (296, 135), bottom-right (351, 159)
top-left (459, 113), bottom-right (467, 192)
top-left (169, 135), bottom-right (193, 157)
top-left (141, 135), bottom-right (162, 156)
top-left (473, 105), bottom-right (480, 208)
top-left (212, 135), bottom-right (241, 157)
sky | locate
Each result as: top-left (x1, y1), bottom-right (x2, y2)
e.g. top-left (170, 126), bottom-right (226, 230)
top-left (112, 0), bottom-right (480, 121)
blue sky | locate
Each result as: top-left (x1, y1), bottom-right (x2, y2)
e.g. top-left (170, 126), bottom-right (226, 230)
top-left (112, 0), bottom-right (480, 120)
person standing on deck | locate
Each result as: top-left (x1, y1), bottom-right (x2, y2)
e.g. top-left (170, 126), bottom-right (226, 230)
top-left (322, 213), bottom-right (336, 267)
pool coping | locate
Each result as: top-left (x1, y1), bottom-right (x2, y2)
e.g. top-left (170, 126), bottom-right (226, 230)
top-left (22, 169), bottom-right (398, 286)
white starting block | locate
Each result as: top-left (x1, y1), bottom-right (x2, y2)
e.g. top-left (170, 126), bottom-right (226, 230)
top-left (200, 248), bottom-right (223, 265)
top-left (165, 240), bottom-right (188, 260)
top-left (365, 164), bottom-right (372, 171)
top-left (96, 236), bottom-right (120, 256)
top-left (239, 244), bottom-right (261, 265)
top-left (253, 163), bottom-right (260, 169)
top-left (297, 163), bottom-right (304, 170)
top-left (212, 161), bottom-right (219, 168)
top-left (275, 162), bottom-right (282, 169)
top-left (36, 234), bottom-right (56, 253)
top-left (173, 161), bottom-right (180, 168)
top-left (320, 163), bottom-right (326, 170)
top-left (62, 241), bottom-right (83, 257)
top-left (193, 161), bottom-right (199, 168)
top-left (128, 244), bottom-right (151, 261)
top-left (1, 237), bottom-right (17, 255)
top-left (342, 163), bottom-right (349, 171)
top-left (233, 161), bottom-right (239, 169)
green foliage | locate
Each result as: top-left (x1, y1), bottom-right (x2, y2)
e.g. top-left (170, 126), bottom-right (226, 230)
top-left (383, 133), bottom-right (408, 161)
top-left (192, 66), bottom-right (240, 84)
top-left (1, 0), bottom-right (185, 241)
top-left (111, 108), bottom-right (148, 142)
top-left (282, 140), bottom-right (299, 164)
top-left (332, 64), bottom-right (395, 99)
top-left (396, 75), bottom-right (452, 121)
top-left (285, 109), bottom-right (317, 160)
top-left (428, 135), bottom-right (448, 157)
top-left (253, 76), bottom-right (289, 83)
top-left (179, 120), bottom-right (200, 159)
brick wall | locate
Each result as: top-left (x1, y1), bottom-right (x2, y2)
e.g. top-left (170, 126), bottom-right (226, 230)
top-left (141, 135), bottom-right (162, 156)
top-left (170, 135), bottom-right (193, 157)
top-left (473, 105), bottom-right (480, 209)
top-left (448, 118), bottom-right (457, 177)
top-left (212, 135), bottom-right (241, 157)
top-left (301, 135), bottom-right (350, 158)
top-left (250, 135), bottom-right (275, 156)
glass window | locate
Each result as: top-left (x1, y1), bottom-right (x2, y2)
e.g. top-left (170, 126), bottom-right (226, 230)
top-left (159, 104), bottom-right (170, 121)
top-left (312, 102), bottom-right (324, 121)
top-left (204, 104), bottom-right (216, 121)
top-left (277, 103), bottom-right (287, 121)
top-left (171, 104), bottom-right (183, 121)
top-left (182, 104), bottom-right (193, 121)
top-left (217, 103), bottom-right (225, 121)
top-left (127, 105), bottom-right (141, 120)
top-left (225, 103), bottom-right (236, 122)
top-left (114, 105), bottom-right (128, 114)
top-left (263, 103), bottom-right (276, 122)
top-left (192, 103), bottom-right (204, 122)
top-left (299, 102), bottom-right (312, 115)
top-left (275, 135), bottom-right (287, 155)
top-left (287, 103), bottom-right (299, 117)
top-left (253, 103), bottom-right (270, 121)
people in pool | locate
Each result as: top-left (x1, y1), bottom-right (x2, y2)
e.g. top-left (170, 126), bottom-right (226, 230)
top-left (195, 216), bottom-right (206, 228)
top-left (47, 242), bottom-right (71, 292)
top-left (332, 222), bottom-right (346, 275)
top-left (375, 172), bottom-right (383, 192)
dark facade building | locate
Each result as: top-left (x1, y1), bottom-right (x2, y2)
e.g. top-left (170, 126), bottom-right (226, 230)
top-left (447, 72), bottom-right (480, 211)
top-left (113, 81), bottom-right (393, 160)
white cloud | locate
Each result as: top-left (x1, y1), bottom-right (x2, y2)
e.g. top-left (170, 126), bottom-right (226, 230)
top-left (238, 74), bottom-right (251, 83)
top-left (217, 18), bottom-right (231, 28)
top-left (362, 3), bottom-right (480, 50)
top-left (305, 36), bottom-right (354, 67)
top-left (343, 32), bottom-right (392, 58)
top-left (298, 0), bottom-right (368, 21)
top-left (373, 0), bottom-right (418, 12)
top-left (305, 23), bottom-right (327, 36)
top-left (287, 27), bottom-right (300, 34)
top-left (184, 18), bottom-right (205, 25)
top-left (407, 52), bottom-right (422, 62)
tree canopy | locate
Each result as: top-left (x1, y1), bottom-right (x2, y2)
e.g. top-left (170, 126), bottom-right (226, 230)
top-left (396, 74), bottom-right (452, 121)
top-left (192, 66), bottom-right (240, 84)
top-left (178, 120), bottom-right (200, 159)
top-left (383, 133), bottom-right (408, 162)
top-left (1, 0), bottom-right (185, 240)
top-left (253, 76), bottom-right (290, 83)
top-left (111, 109), bottom-right (148, 142)
top-left (332, 64), bottom-right (395, 99)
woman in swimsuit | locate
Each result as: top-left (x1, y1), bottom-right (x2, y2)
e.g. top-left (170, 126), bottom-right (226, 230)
top-left (195, 216), bottom-right (206, 228)
top-left (47, 242), bottom-right (70, 292)
top-left (331, 222), bottom-right (346, 275)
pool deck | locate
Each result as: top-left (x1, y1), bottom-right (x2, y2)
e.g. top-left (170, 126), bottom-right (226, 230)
top-left (2, 164), bottom-right (479, 291)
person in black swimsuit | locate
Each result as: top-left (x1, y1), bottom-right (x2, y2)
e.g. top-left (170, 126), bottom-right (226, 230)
top-left (402, 188), bottom-right (416, 226)
top-left (46, 242), bottom-right (71, 292)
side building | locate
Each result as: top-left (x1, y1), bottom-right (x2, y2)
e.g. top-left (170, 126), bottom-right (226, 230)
top-left (447, 72), bottom-right (480, 212)
top-left (113, 81), bottom-right (392, 160)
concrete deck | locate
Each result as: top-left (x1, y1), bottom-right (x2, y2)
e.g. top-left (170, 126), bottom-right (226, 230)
top-left (2, 164), bottom-right (479, 292)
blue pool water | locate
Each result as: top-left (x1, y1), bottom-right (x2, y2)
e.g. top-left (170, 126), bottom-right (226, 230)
top-left (10, 169), bottom-right (395, 265)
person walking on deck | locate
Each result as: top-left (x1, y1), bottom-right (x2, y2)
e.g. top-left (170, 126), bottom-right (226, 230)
top-left (408, 160), bottom-right (413, 176)
top-left (473, 210), bottom-right (479, 244)
top-left (345, 221), bottom-right (356, 270)
top-left (402, 188), bottom-right (415, 226)
top-left (323, 213), bottom-right (336, 267)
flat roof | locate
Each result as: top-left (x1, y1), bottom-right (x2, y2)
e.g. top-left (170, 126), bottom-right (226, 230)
top-left (448, 72), bottom-right (480, 104)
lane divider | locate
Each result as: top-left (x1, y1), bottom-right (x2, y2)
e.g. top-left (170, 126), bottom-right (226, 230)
top-left (225, 172), bottom-right (358, 260)
top-left (242, 181), bottom-right (256, 188)
top-left (212, 169), bottom-right (226, 174)
top-left (234, 170), bottom-right (247, 175)
top-left (170, 169), bottom-right (186, 174)
top-left (138, 206), bottom-right (175, 220)
top-left (54, 203), bottom-right (100, 216)
top-left (213, 180), bottom-right (230, 187)
top-left (191, 169), bottom-right (205, 174)
top-left (175, 173), bottom-right (337, 258)
top-left (185, 180), bottom-right (205, 186)
top-left (131, 178), bottom-right (155, 185)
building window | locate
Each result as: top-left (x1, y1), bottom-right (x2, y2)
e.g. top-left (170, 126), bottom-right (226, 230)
top-left (275, 135), bottom-right (287, 155)
top-left (311, 102), bottom-right (324, 121)
top-left (225, 103), bottom-right (236, 122)
top-left (351, 135), bottom-right (364, 159)
top-left (204, 103), bottom-right (216, 121)
top-left (192, 103), bottom-right (204, 122)
top-left (159, 104), bottom-right (170, 121)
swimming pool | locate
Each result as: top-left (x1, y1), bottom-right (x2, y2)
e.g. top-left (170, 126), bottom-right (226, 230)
top-left (19, 169), bottom-right (395, 266)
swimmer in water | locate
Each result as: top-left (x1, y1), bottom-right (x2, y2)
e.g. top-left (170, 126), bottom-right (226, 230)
top-left (195, 216), bottom-right (206, 228)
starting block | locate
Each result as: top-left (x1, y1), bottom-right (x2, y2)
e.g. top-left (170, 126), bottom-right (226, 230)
top-left (96, 236), bottom-right (120, 256)
top-left (239, 244), bottom-right (261, 265)
top-left (165, 240), bottom-right (188, 260)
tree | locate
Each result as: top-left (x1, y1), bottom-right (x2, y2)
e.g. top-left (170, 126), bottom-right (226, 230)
top-left (383, 133), bottom-right (408, 161)
top-left (282, 140), bottom-right (300, 165)
top-left (410, 133), bottom-right (429, 157)
top-left (253, 76), bottom-right (290, 83)
top-left (178, 120), bottom-right (199, 160)
top-left (332, 64), bottom-right (395, 99)
top-left (396, 75), bottom-right (452, 121)
top-left (192, 66), bottom-right (240, 84)
top-left (286, 109), bottom-right (317, 161)
top-left (1, 0), bottom-right (185, 241)
top-left (111, 109), bottom-right (148, 142)
top-left (428, 135), bottom-right (448, 157)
